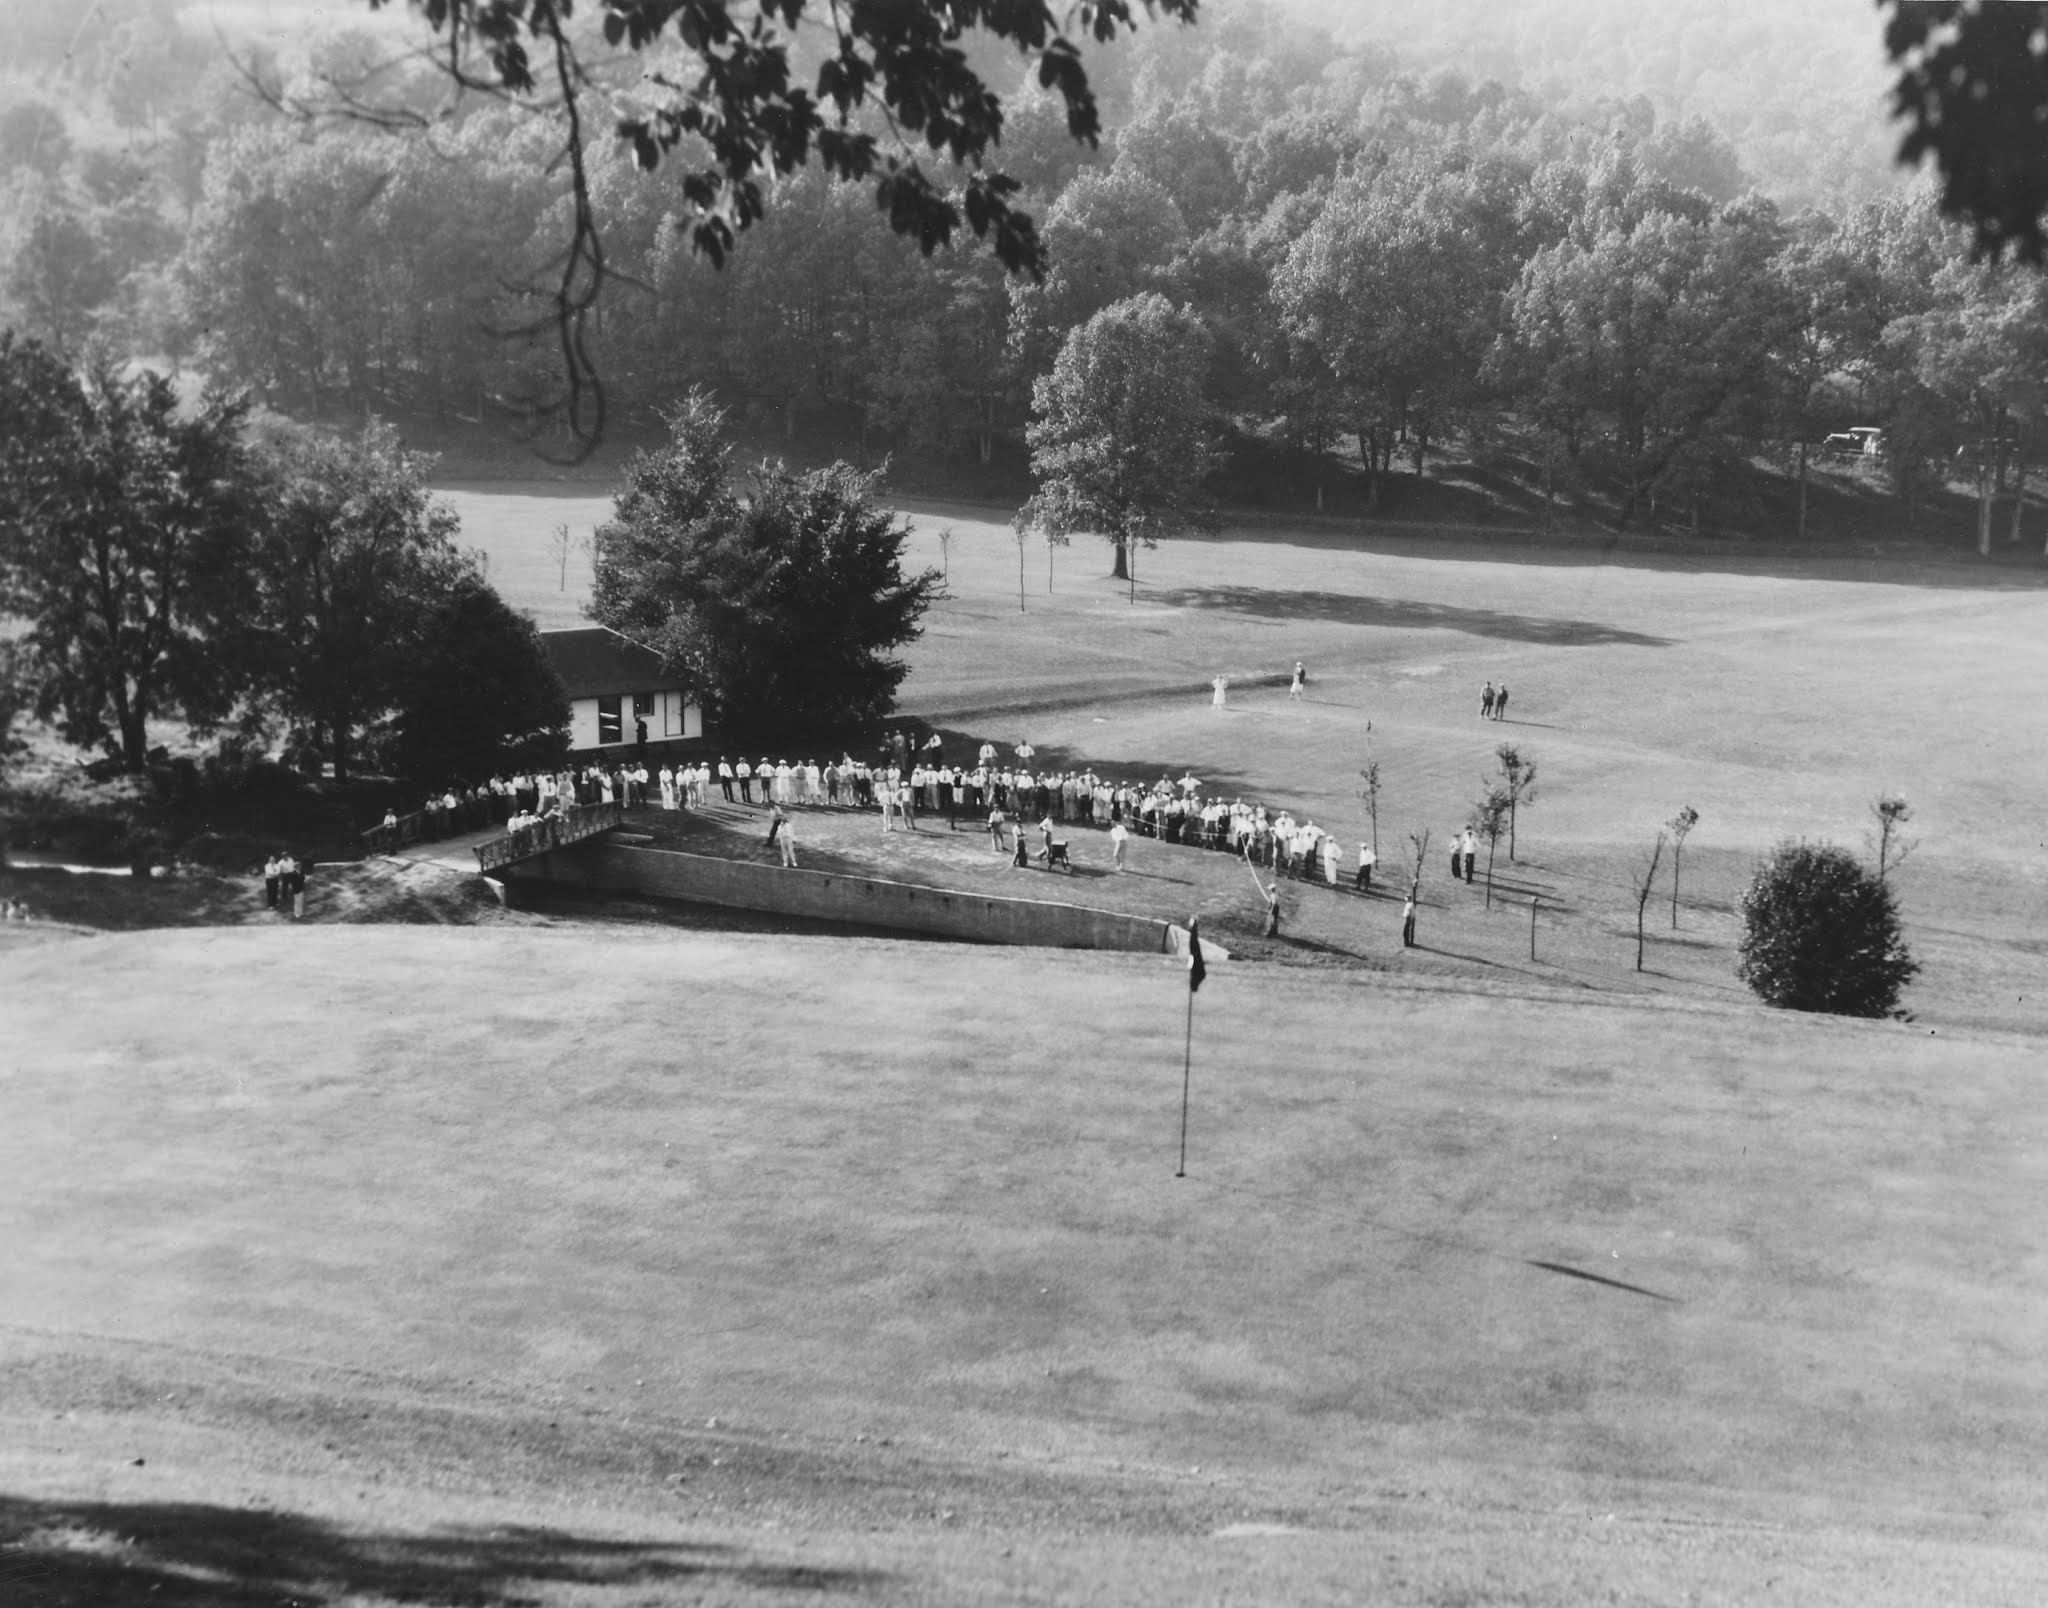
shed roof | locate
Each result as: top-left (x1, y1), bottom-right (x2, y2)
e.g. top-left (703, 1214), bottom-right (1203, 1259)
top-left (539, 626), bottom-right (685, 700)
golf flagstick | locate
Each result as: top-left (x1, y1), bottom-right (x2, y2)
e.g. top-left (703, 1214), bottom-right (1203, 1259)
top-left (1177, 917), bottom-right (1206, 1178)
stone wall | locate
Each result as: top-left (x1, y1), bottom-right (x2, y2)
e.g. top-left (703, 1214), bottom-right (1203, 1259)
top-left (503, 842), bottom-right (1181, 954)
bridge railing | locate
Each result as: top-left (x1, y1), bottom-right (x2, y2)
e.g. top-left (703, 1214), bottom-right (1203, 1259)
top-left (474, 801), bottom-right (623, 874)
top-left (361, 809), bottom-right (431, 853)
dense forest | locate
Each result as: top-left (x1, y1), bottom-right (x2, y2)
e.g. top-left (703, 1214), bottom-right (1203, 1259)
top-left (2, 0), bottom-right (2042, 548)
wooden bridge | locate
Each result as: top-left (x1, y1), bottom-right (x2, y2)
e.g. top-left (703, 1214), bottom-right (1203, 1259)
top-left (473, 802), bottom-right (624, 874)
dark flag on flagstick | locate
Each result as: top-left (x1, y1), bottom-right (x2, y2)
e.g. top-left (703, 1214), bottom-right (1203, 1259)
top-left (1188, 918), bottom-right (1207, 993)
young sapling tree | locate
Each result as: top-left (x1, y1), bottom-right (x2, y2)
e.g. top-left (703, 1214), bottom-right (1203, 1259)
top-left (1470, 784), bottom-right (1512, 909)
top-left (1869, 794), bottom-right (1915, 887)
top-left (1633, 830), bottom-right (1667, 972)
top-left (1359, 759), bottom-right (1381, 857)
top-left (1494, 743), bottom-right (1538, 860)
top-left (1405, 826), bottom-right (1431, 940)
top-left (1669, 804), bottom-right (1699, 928)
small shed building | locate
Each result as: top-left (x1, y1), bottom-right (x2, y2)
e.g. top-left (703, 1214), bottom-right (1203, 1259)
top-left (539, 626), bottom-right (704, 756)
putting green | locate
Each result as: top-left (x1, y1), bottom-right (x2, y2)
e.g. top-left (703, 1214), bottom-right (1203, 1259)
top-left (3, 926), bottom-right (2043, 1604)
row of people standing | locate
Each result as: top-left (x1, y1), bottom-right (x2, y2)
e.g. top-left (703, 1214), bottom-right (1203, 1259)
top-left (399, 764), bottom-right (657, 841)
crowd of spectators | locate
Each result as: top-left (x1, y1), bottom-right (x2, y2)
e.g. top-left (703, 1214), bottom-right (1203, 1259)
top-left (733, 733), bottom-right (1385, 893)
top-left (368, 728), bottom-right (1390, 897)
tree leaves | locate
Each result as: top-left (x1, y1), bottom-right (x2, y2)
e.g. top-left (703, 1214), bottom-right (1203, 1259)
top-left (1019, 292), bottom-right (1219, 571)
top-left (0, 337), bottom-right (260, 768)
top-left (1880, 0), bottom-right (2048, 262)
top-left (1738, 841), bottom-right (1919, 1018)
top-left (587, 392), bottom-right (940, 742)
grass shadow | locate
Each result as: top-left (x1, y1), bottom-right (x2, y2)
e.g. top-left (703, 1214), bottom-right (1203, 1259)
top-left (1147, 586), bottom-right (1674, 649)
top-left (0, 1494), bottom-right (889, 1607)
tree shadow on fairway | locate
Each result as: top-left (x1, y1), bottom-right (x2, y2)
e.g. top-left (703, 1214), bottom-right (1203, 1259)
top-left (1147, 585), bottom-right (1674, 648)
top-left (0, 1494), bottom-right (889, 1606)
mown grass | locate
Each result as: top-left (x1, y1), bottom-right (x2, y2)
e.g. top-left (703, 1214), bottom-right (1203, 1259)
top-left (3, 926), bottom-right (2044, 1604)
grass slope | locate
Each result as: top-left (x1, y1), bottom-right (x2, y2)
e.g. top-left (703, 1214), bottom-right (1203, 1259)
top-left (442, 483), bottom-right (2048, 1033)
top-left (4, 927), bottom-right (2045, 1604)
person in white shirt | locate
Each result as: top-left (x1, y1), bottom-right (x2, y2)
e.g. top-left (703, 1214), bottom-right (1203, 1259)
top-left (1356, 842), bottom-right (1377, 892)
top-left (659, 765), bottom-right (676, 810)
top-left (735, 758), bottom-right (753, 803)
top-left (1460, 826), bottom-right (1477, 883)
top-left (1110, 819), bottom-right (1129, 871)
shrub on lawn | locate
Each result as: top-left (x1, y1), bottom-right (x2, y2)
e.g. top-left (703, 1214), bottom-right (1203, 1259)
top-left (1737, 841), bottom-right (1917, 1018)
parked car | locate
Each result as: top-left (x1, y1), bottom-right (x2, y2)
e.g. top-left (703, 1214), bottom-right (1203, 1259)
top-left (1822, 427), bottom-right (1885, 459)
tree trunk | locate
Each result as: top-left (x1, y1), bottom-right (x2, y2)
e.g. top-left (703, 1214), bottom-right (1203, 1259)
top-left (1796, 437), bottom-right (1809, 541)
top-left (114, 689), bottom-right (147, 773)
top-left (1670, 842), bottom-right (1682, 929)
top-left (2010, 459), bottom-right (2027, 548)
top-left (1484, 839), bottom-right (1496, 908)
top-left (329, 717), bottom-right (350, 783)
top-left (1110, 536), bottom-right (1129, 581)
top-left (1978, 462), bottom-right (1994, 557)
top-left (1507, 796), bottom-right (1516, 861)
top-left (1636, 901), bottom-right (1646, 971)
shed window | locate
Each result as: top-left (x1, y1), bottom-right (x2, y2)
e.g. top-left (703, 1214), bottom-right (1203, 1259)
top-left (597, 695), bottom-right (622, 745)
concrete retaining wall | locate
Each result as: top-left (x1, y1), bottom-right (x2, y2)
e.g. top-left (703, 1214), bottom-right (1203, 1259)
top-left (503, 841), bottom-right (1180, 954)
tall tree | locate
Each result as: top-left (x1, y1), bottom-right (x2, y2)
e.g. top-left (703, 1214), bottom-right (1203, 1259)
top-left (1768, 216), bottom-right (1885, 542)
top-left (0, 337), bottom-right (259, 771)
top-left (1006, 165), bottom-right (1189, 378)
top-left (386, 576), bottom-right (570, 786)
top-left (243, 419), bottom-right (469, 780)
top-left (1493, 193), bottom-right (1791, 531)
top-left (300, 0), bottom-right (1205, 455)
top-left (589, 393), bottom-right (940, 741)
top-left (1018, 293), bottom-right (1220, 587)
top-left (6, 207), bottom-right (122, 359)
top-left (1271, 153), bottom-right (1521, 504)
top-left (1890, 255), bottom-right (2048, 556)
